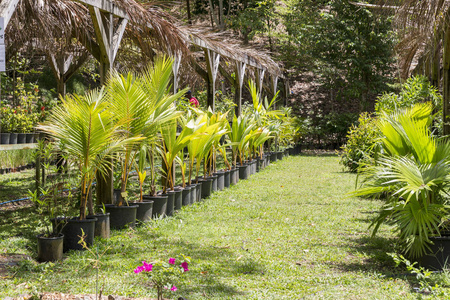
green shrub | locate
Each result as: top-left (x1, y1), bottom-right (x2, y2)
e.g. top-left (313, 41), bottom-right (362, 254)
top-left (375, 75), bottom-right (441, 115)
top-left (340, 112), bottom-right (378, 172)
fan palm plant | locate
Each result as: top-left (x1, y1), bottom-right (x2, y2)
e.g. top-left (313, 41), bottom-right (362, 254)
top-left (351, 103), bottom-right (450, 258)
top-left (38, 89), bottom-right (138, 220)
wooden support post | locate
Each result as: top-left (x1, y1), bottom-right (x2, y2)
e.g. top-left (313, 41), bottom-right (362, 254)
top-left (204, 49), bottom-right (220, 111)
top-left (87, 6), bottom-right (127, 204)
top-left (284, 78), bottom-right (290, 106)
top-left (172, 53), bottom-right (182, 94)
top-left (270, 75), bottom-right (278, 109)
top-left (432, 41), bottom-right (441, 89)
top-left (234, 61), bottom-right (246, 116)
top-left (443, 27), bottom-right (450, 135)
top-left (0, 0), bottom-right (20, 29)
top-left (255, 68), bottom-right (265, 102)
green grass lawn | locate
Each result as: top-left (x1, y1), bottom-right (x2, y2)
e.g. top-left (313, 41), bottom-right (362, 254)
top-left (1, 153), bottom-right (449, 299)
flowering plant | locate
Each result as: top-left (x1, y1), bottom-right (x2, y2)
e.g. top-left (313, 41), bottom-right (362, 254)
top-left (134, 255), bottom-right (190, 300)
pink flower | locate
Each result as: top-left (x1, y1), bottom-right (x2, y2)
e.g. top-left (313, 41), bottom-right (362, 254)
top-left (142, 261), bottom-right (153, 272)
top-left (134, 266), bottom-right (144, 273)
top-left (169, 258), bottom-right (176, 265)
top-left (171, 286), bottom-right (177, 291)
top-left (41, 106), bottom-right (45, 111)
top-left (181, 261), bottom-right (189, 272)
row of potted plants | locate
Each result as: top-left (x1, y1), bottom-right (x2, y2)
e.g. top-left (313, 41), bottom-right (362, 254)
top-left (32, 55), bottom-right (302, 262)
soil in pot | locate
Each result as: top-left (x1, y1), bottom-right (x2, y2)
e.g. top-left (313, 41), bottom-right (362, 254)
top-left (104, 204), bottom-right (137, 230)
top-left (144, 195), bottom-right (168, 218)
top-left (87, 213), bottom-right (110, 239)
top-left (182, 186), bottom-right (191, 206)
top-left (37, 233), bottom-right (64, 262)
top-left (61, 217), bottom-right (97, 252)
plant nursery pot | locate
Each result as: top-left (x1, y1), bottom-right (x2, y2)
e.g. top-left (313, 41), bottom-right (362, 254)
top-left (284, 149), bottom-right (290, 157)
top-left (0, 133), bottom-right (10, 144)
top-left (181, 186), bottom-right (191, 206)
top-left (211, 175), bottom-right (218, 192)
top-left (199, 178), bottom-right (213, 199)
top-left (214, 171), bottom-right (225, 191)
top-left (104, 204), bottom-right (137, 229)
top-left (416, 236), bottom-right (450, 270)
top-left (0, 169), bottom-right (5, 175)
top-left (189, 184), bottom-right (197, 204)
top-left (61, 217), bottom-right (97, 252)
top-left (224, 170), bottom-right (231, 188)
top-left (9, 133), bottom-right (17, 144)
top-left (130, 201), bottom-right (154, 223)
top-left (251, 160), bottom-right (257, 175)
top-left (195, 182), bottom-right (202, 202)
top-left (37, 233), bottom-right (64, 262)
top-left (277, 151), bottom-right (283, 160)
top-left (172, 188), bottom-right (183, 210)
top-left (26, 133), bottom-right (34, 144)
top-left (238, 164), bottom-right (249, 180)
top-left (143, 195), bottom-right (168, 218)
top-left (231, 167), bottom-right (239, 185)
top-left (87, 213), bottom-right (110, 239)
top-left (17, 133), bottom-right (26, 144)
top-left (289, 147), bottom-right (295, 156)
top-left (270, 152), bottom-right (278, 162)
top-left (161, 191), bottom-right (175, 216)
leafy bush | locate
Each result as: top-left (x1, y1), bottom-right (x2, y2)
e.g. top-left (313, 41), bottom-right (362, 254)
top-left (340, 112), bottom-right (378, 172)
top-left (375, 75), bottom-right (442, 115)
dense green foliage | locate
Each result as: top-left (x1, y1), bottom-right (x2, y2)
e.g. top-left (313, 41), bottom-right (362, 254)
top-left (340, 76), bottom-right (441, 172)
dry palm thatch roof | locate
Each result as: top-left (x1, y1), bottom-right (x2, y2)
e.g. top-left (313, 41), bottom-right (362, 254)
top-left (382, 0), bottom-right (450, 78)
top-left (5, 0), bottom-right (282, 77)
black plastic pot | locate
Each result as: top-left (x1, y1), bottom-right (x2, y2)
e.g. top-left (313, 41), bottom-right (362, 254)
top-left (17, 133), bottom-right (26, 144)
top-left (143, 195), bottom-right (167, 218)
top-left (161, 191), bottom-right (175, 216)
top-left (37, 233), bottom-right (64, 262)
top-left (182, 186), bottom-right (191, 206)
top-left (277, 151), bottom-right (283, 160)
top-left (224, 170), bottom-right (231, 188)
top-left (9, 133), bottom-right (17, 144)
top-left (195, 182), bottom-right (202, 202)
top-left (265, 154), bottom-right (270, 166)
top-left (130, 201), bottom-right (154, 223)
top-left (104, 204), bottom-right (137, 229)
top-left (87, 213), bottom-right (110, 239)
top-left (173, 188), bottom-right (183, 210)
top-left (417, 236), bottom-right (450, 270)
top-left (189, 184), bottom-right (197, 204)
top-left (0, 133), bottom-right (9, 144)
top-left (214, 171), bottom-right (225, 191)
top-left (211, 175), bottom-right (218, 192)
top-left (200, 178), bottom-right (213, 199)
top-left (238, 164), bottom-right (249, 180)
top-left (231, 168), bottom-right (239, 185)
top-left (61, 217), bottom-right (97, 252)
top-left (26, 133), bottom-right (34, 144)
top-left (256, 157), bottom-right (263, 172)
top-left (270, 152), bottom-right (277, 162)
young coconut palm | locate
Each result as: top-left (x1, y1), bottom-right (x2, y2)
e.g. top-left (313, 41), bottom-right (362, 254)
top-left (107, 56), bottom-right (185, 204)
top-left (38, 89), bottom-right (139, 220)
top-left (351, 103), bottom-right (450, 258)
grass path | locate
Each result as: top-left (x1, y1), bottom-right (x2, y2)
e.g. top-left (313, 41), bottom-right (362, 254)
top-left (0, 154), bottom-right (441, 299)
